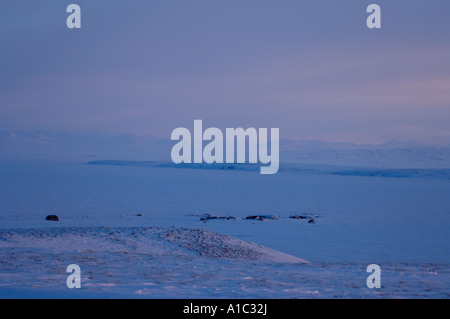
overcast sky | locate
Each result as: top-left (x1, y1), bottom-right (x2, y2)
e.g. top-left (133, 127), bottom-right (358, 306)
top-left (1, 0), bottom-right (450, 144)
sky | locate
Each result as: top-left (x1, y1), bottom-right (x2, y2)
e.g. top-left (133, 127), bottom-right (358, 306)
top-left (1, 0), bottom-right (450, 144)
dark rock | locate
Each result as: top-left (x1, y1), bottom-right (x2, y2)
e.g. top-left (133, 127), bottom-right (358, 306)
top-left (245, 215), bottom-right (277, 221)
top-left (200, 214), bottom-right (235, 222)
top-left (289, 215), bottom-right (308, 219)
top-left (45, 215), bottom-right (59, 221)
top-left (308, 219), bottom-right (315, 224)
top-left (200, 214), bottom-right (217, 221)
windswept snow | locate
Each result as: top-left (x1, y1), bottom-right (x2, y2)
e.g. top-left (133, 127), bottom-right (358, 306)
top-left (1, 226), bottom-right (448, 299)
top-left (162, 228), bottom-right (308, 263)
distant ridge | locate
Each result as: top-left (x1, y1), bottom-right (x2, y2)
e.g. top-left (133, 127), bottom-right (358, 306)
top-left (2, 130), bottom-right (450, 168)
top-left (87, 160), bottom-right (450, 180)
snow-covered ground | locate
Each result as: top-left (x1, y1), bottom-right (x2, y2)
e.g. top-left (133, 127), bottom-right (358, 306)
top-left (0, 161), bottom-right (449, 298)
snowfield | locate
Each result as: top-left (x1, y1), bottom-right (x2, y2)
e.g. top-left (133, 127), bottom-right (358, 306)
top-left (0, 161), bottom-right (449, 298)
top-left (1, 226), bottom-right (448, 298)
top-left (163, 228), bottom-right (307, 263)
